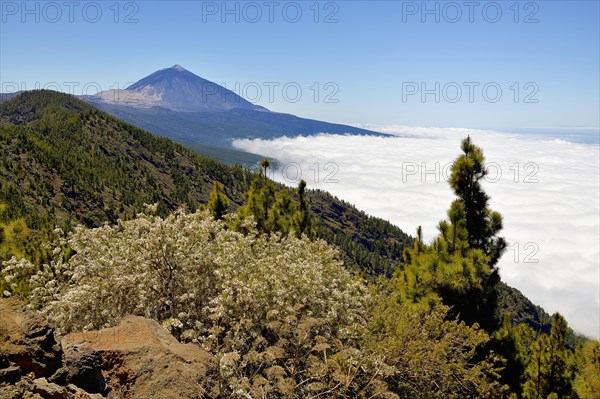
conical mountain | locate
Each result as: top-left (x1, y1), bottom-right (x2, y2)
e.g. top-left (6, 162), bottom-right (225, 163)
top-left (93, 65), bottom-right (267, 112)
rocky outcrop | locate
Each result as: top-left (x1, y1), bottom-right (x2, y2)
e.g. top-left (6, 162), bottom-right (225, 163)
top-left (0, 298), bottom-right (62, 379)
top-left (0, 298), bottom-right (88, 399)
top-left (51, 345), bottom-right (105, 394)
top-left (63, 316), bottom-right (220, 399)
top-left (0, 299), bottom-right (219, 399)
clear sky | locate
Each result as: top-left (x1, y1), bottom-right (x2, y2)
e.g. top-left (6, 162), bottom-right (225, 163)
top-left (1, 0), bottom-right (599, 129)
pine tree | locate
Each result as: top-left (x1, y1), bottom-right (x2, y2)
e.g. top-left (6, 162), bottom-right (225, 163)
top-left (398, 137), bottom-right (506, 331)
top-left (238, 159), bottom-right (276, 233)
top-left (449, 136), bottom-right (506, 267)
top-left (522, 313), bottom-right (576, 399)
top-left (260, 158), bottom-right (270, 181)
top-left (448, 136), bottom-right (507, 330)
top-left (573, 340), bottom-right (600, 398)
top-left (239, 165), bottom-right (314, 237)
top-left (546, 314), bottom-right (575, 396)
top-left (267, 188), bottom-right (295, 233)
top-left (296, 179), bottom-right (311, 236)
top-left (446, 199), bottom-right (467, 254)
top-left (415, 225), bottom-right (423, 253)
top-left (491, 314), bottom-right (536, 394)
top-left (523, 334), bottom-right (551, 399)
top-left (208, 181), bottom-right (229, 220)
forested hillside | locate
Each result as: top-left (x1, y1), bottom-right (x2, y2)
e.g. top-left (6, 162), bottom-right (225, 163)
top-left (0, 90), bottom-right (411, 274)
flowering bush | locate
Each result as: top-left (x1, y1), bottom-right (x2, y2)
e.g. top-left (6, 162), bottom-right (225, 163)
top-left (2, 209), bottom-right (499, 397)
top-left (3, 210), bottom-right (382, 395)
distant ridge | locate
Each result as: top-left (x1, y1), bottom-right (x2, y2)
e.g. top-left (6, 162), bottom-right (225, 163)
top-left (0, 92), bottom-right (19, 103)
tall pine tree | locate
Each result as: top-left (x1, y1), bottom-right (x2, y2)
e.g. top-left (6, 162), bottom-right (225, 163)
top-left (208, 181), bottom-right (229, 220)
top-left (447, 136), bottom-right (506, 330)
top-left (238, 159), bottom-right (276, 233)
top-left (398, 137), bottom-right (506, 331)
top-left (449, 136), bottom-right (506, 267)
top-left (295, 179), bottom-right (311, 236)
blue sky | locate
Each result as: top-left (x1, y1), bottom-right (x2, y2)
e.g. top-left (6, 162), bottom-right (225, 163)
top-left (1, 0), bottom-right (599, 129)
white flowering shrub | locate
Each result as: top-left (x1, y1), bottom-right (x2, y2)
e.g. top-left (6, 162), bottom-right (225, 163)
top-left (2, 209), bottom-right (499, 397)
top-left (3, 209), bottom-right (392, 396)
top-left (1, 256), bottom-right (35, 297)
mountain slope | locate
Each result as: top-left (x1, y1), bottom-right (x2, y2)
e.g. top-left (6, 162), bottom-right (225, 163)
top-left (90, 64), bottom-right (266, 113)
top-left (84, 65), bottom-right (388, 150)
top-left (176, 141), bottom-right (266, 166)
top-left (0, 90), bottom-right (411, 276)
top-left (496, 282), bottom-right (586, 347)
top-left (91, 102), bottom-right (386, 147)
top-left (0, 90), bottom-right (248, 229)
top-left (0, 92), bottom-right (18, 103)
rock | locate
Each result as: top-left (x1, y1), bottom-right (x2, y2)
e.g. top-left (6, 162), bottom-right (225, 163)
top-left (0, 366), bottom-right (21, 383)
top-left (32, 378), bottom-right (67, 399)
top-left (1, 299), bottom-right (219, 398)
top-left (0, 298), bottom-right (61, 378)
top-left (59, 345), bottom-right (105, 394)
top-left (64, 316), bottom-right (220, 399)
top-left (0, 383), bottom-right (23, 399)
top-left (66, 384), bottom-right (104, 399)
top-left (14, 377), bottom-right (36, 397)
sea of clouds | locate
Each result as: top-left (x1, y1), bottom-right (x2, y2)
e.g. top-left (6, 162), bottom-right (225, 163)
top-left (233, 126), bottom-right (600, 339)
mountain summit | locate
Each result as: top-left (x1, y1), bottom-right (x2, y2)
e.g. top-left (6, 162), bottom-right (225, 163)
top-left (83, 65), bottom-right (387, 151)
top-left (91, 65), bottom-right (267, 112)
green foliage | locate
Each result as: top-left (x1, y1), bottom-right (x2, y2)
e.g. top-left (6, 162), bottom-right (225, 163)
top-left (0, 91), bottom-right (200, 226)
top-left (491, 314), bottom-right (538, 394)
top-left (367, 283), bottom-right (507, 398)
top-left (309, 190), bottom-right (412, 277)
top-left (395, 231), bottom-right (490, 308)
top-left (490, 303), bottom-right (597, 399)
top-left (395, 137), bottom-right (504, 330)
top-left (177, 141), bottom-right (266, 166)
top-left (573, 340), bottom-right (600, 398)
top-left (521, 313), bottom-right (577, 399)
top-left (295, 179), bottom-right (311, 236)
top-left (449, 136), bottom-right (506, 267)
top-left (238, 161), bottom-right (313, 238)
top-left (0, 216), bottom-right (29, 260)
top-left (496, 282), bottom-right (586, 349)
top-left (0, 90), bottom-right (413, 280)
top-left (4, 92), bottom-right (596, 399)
top-left (208, 181), bottom-right (229, 220)
top-left (267, 188), bottom-right (295, 233)
top-left (445, 137), bottom-right (506, 330)
top-left (497, 282), bottom-right (552, 334)
top-left (237, 160), bottom-right (276, 233)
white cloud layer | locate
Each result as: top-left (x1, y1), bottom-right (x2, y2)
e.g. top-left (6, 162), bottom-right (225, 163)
top-left (233, 127), bottom-right (600, 339)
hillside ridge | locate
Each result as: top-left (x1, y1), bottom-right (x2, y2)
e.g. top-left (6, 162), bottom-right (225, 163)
top-left (0, 90), bottom-right (410, 276)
